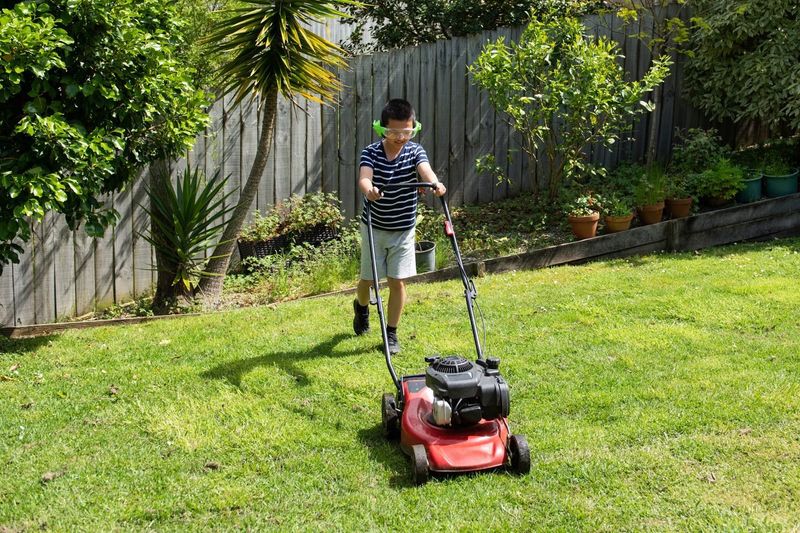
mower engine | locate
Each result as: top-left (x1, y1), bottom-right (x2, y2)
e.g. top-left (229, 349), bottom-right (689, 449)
top-left (424, 355), bottom-right (510, 427)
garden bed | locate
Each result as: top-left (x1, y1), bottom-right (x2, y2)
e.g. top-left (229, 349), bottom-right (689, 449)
top-left (4, 193), bottom-right (799, 339)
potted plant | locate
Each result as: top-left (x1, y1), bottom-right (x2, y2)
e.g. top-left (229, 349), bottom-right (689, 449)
top-left (602, 193), bottom-right (634, 233)
top-left (414, 204), bottom-right (441, 273)
top-left (688, 158), bottom-right (744, 207)
top-left (736, 168), bottom-right (763, 203)
top-left (762, 160), bottom-right (799, 198)
top-left (664, 173), bottom-right (693, 218)
top-left (284, 192), bottom-right (344, 245)
top-left (237, 209), bottom-right (288, 261)
top-left (634, 165), bottom-right (667, 225)
top-left (564, 191), bottom-right (602, 239)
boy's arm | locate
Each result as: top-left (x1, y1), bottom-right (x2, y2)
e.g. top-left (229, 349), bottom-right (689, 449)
top-left (417, 162), bottom-right (447, 197)
top-left (358, 166), bottom-right (381, 201)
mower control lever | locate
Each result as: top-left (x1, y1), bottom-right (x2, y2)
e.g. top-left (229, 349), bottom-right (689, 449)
top-left (377, 182), bottom-right (436, 195)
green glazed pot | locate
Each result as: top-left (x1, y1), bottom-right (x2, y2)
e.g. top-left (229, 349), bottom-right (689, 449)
top-left (763, 168), bottom-right (799, 198)
top-left (736, 174), bottom-right (763, 203)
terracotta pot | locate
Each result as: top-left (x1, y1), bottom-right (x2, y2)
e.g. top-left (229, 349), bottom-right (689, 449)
top-left (568, 212), bottom-right (600, 239)
top-left (637, 202), bottom-right (665, 225)
top-left (604, 213), bottom-right (634, 233)
top-left (665, 197), bottom-right (692, 218)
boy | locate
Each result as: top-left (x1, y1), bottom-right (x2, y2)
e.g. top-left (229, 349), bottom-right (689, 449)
top-left (352, 98), bottom-right (446, 354)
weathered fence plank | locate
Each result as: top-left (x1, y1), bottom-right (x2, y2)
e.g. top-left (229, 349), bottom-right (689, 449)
top-left (322, 86), bottom-right (339, 195)
top-left (94, 195), bottom-right (116, 309)
top-left (290, 96), bottom-right (308, 195)
top-left (73, 224), bottom-right (96, 317)
top-left (132, 169), bottom-right (153, 295)
top-left (240, 94), bottom-right (260, 218)
top-left (53, 215), bottom-right (76, 321)
top-left (307, 100), bottom-right (323, 194)
top-left (448, 36), bottom-right (467, 207)
top-left (112, 187), bottom-right (134, 311)
top-left (434, 39), bottom-right (452, 198)
top-left (0, 266), bottom-right (13, 326)
top-left (274, 95), bottom-right (293, 204)
top-left (338, 66), bottom-right (358, 218)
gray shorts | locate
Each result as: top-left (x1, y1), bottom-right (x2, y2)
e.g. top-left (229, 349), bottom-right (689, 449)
top-left (360, 223), bottom-right (417, 280)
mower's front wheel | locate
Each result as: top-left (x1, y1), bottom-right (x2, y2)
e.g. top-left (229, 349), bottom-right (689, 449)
top-left (381, 393), bottom-right (399, 439)
top-left (509, 434), bottom-right (530, 475)
top-left (411, 444), bottom-right (429, 485)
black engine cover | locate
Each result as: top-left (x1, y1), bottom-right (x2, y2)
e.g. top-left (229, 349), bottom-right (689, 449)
top-left (425, 356), bottom-right (510, 426)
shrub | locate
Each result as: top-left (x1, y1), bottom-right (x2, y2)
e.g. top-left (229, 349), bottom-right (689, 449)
top-left (685, 0), bottom-right (800, 135)
top-left (688, 158), bottom-right (745, 200)
top-left (470, 12), bottom-right (669, 201)
top-left (0, 0), bottom-right (209, 271)
top-left (670, 128), bottom-right (729, 175)
top-left (284, 192), bottom-right (344, 234)
top-left (240, 210), bottom-right (284, 242)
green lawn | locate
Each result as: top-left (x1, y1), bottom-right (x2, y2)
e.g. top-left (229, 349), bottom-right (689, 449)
top-left (2, 239), bottom-right (800, 531)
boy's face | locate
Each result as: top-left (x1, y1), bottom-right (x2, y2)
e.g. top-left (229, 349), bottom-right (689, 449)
top-left (384, 118), bottom-right (415, 148)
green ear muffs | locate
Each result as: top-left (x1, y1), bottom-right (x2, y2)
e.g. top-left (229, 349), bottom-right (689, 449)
top-left (372, 120), bottom-right (422, 138)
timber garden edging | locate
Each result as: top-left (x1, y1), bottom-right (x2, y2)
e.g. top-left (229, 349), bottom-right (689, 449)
top-left (3, 193), bottom-right (799, 339)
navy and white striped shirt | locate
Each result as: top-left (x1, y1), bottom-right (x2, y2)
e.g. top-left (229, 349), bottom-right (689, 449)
top-left (359, 141), bottom-right (429, 231)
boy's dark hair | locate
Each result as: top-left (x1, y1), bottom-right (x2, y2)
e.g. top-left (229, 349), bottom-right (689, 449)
top-left (380, 98), bottom-right (416, 126)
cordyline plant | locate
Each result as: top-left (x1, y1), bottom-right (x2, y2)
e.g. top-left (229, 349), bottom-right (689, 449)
top-left (471, 11), bottom-right (670, 202)
top-left (142, 165), bottom-right (235, 312)
top-left (197, 0), bottom-right (356, 307)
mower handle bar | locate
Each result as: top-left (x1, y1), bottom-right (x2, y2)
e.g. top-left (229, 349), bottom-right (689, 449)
top-left (365, 182), bottom-right (485, 392)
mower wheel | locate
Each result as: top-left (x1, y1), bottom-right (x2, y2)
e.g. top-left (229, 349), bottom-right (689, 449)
top-left (381, 393), bottom-right (399, 439)
top-left (509, 434), bottom-right (531, 475)
top-left (411, 445), bottom-right (429, 485)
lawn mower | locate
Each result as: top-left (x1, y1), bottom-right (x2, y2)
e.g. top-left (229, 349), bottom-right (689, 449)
top-left (364, 182), bottom-right (530, 485)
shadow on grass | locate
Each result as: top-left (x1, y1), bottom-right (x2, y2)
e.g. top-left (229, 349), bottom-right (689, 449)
top-left (201, 333), bottom-right (368, 388)
top-left (357, 424), bottom-right (413, 488)
top-left (0, 335), bottom-right (54, 355)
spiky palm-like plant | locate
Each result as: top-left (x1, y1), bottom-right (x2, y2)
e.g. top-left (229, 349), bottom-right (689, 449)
top-left (199, 0), bottom-right (354, 305)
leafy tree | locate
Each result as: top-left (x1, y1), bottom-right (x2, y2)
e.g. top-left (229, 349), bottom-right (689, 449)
top-left (684, 0), bottom-right (800, 145)
top-left (0, 0), bottom-right (209, 273)
top-left (343, 0), bottom-right (605, 53)
top-left (199, 0), bottom-right (352, 306)
top-left (471, 12), bottom-right (670, 201)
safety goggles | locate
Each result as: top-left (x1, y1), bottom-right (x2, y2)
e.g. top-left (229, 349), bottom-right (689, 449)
top-left (383, 128), bottom-right (418, 139)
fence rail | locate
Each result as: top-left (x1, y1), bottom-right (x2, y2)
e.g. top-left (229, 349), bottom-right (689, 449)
top-left (1, 14), bottom-right (705, 326)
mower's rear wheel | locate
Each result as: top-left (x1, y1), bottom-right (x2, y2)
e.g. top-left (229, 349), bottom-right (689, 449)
top-left (411, 444), bottom-right (429, 485)
top-left (381, 393), bottom-right (399, 439)
top-left (509, 434), bottom-right (530, 475)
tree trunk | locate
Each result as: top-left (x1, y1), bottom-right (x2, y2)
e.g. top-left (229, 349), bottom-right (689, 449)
top-left (150, 159), bottom-right (194, 313)
top-left (197, 87), bottom-right (279, 307)
top-left (645, 83), bottom-right (663, 167)
top-left (645, 38), bottom-right (663, 167)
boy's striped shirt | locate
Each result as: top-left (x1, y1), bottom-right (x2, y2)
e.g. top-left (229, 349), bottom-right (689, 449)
top-left (359, 140), bottom-right (429, 231)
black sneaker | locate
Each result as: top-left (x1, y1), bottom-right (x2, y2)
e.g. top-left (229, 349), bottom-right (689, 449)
top-left (353, 299), bottom-right (370, 335)
top-left (387, 330), bottom-right (401, 355)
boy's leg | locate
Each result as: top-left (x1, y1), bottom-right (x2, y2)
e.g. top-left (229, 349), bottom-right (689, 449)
top-left (356, 279), bottom-right (373, 307)
top-left (386, 277), bottom-right (406, 328)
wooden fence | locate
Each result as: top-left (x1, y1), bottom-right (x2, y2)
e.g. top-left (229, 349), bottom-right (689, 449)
top-left (0, 14), bottom-right (706, 326)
